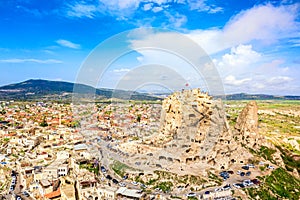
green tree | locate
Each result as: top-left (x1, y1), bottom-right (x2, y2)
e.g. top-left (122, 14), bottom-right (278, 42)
top-left (40, 117), bottom-right (48, 127)
top-left (136, 114), bottom-right (141, 123)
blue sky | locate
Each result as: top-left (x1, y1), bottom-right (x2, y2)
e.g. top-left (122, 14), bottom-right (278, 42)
top-left (0, 0), bottom-right (299, 95)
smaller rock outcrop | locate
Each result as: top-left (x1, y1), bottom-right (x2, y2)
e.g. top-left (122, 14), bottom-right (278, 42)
top-left (234, 101), bottom-right (285, 167)
top-left (235, 101), bottom-right (258, 133)
top-left (234, 101), bottom-right (263, 150)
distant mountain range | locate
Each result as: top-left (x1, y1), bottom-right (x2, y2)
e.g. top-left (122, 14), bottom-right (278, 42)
top-left (0, 79), bottom-right (160, 101)
top-left (0, 79), bottom-right (299, 101)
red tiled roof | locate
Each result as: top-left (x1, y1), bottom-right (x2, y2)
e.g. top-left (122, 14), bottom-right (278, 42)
top-left (4, 133), bottom-right (16, 137)
top-left (44, 188), bottom-right (61, 199)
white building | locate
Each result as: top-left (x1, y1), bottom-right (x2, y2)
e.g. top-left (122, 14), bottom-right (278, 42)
top-left (24, 136), bottom-right (38, 147)
top-left (43, 159), bottom-right (68, 180)
top-left (6, 148), bottom-right (12, 155)
top-left (116, 187), bottom-right (144, 199)
top-left (58, 164), bottom-right (68, 177)
top-left (98, 187), bottom-right (117, 200)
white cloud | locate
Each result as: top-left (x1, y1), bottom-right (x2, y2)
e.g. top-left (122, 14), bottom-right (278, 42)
top-left (220, 57), bottom-right (297, 94)
top-left (224, 75), bottom-right (251, 86)
top-left (66, 0), bottom-right (143, 19)
top-left (98, 0), bottom-right (140, 16)
top-left (289, 38), bottom-right (300, 47)
top-left (56, 39), bottom-right (81, 49)
top-left (223, 4), bottom-right (298, 44)
top-left (0, 58), bottom-right (63, 64)
top-left (248, 75), bottom-right (294, 94)
top-left (112, 68), bottom-right (131, 73)
top-left (65, 0), bottom-right (222, 23)
top-left (127, 14), bottom-right (299, 94)
top-left (41, 50), bottom-right (54, 54)
top-left (187, 0), bottom-right (223, 13)
top-left (268, 76), bottom-right (293, 84)
top-left (98, 2), bottom-right (300, 95)
top-left (212, 43), bottom-right (298, 94)
top-left (152, 0), bottom-right (169, 5)
top-left (165, 12), bottom-right (187, 28)
top-left (142, 3), bottom-right (163, 13)
top-left (187, 3), bottom-right (300, 54)
top-left (257, 60), bottom-right (291, 77)
top-left (252, 82), bottom-right (265, 90)
top-left (98, 0), bottom-right (171, 16)
top-left (219, 45), bottom-right (261, 67)
top-left (127, 31), bottom-right (221, 92)
top-left (143, 3), bottom-right (152, 11)
top-left (213, 44), bottom-right (262, 80)
top-left (67, 3), bottom-right (97, 18)
top-left (152, 6), bottom-right (163, 13)
top-left (208, 6), bottom-right (223, 14)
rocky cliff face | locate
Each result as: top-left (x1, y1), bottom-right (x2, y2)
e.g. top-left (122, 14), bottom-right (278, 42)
top-left (234, 101), bottom-right (263, 150)
top-left (234, 101), bottom-right (284, 167)
top-left (158, 89), bottom-right (222, 153)
top-left (235, 101), bottom-right (258, 133)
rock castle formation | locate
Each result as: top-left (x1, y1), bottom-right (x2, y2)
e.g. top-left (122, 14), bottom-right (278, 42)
top-left (115, 89), bottom-right (284, 175)
top-left (118, 89), bottom-right (247, 174)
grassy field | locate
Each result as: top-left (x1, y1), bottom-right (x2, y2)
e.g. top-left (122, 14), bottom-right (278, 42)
top-left (246, 168), bottom-right (300, 200)
top-left (110, 160), bottom-right (138, 177)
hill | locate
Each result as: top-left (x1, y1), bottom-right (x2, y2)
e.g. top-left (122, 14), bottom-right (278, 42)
top-left (0, 79), bottom-right (160, 101)
top-left (223, 93), bottom-right (300, 100)
top-left (0, 80), bottom-right (299, 101)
